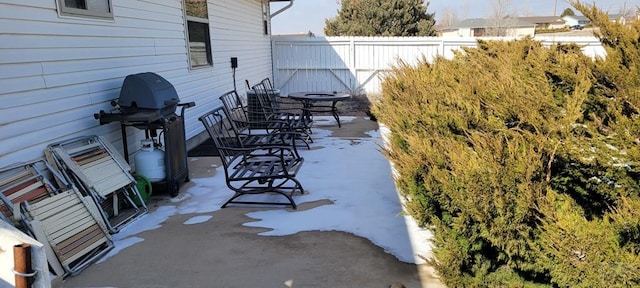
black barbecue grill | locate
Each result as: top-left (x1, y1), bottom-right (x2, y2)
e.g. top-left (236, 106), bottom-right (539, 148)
top-left (94, 72), bottom-right (195, 197)
top-left (118, 72), bottom-right (180, 114)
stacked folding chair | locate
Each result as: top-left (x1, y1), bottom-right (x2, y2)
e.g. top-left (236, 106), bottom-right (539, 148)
top-left (45, 135), bottom-right (147, 234)
top-left (0, 160), bottom-right (114, 277)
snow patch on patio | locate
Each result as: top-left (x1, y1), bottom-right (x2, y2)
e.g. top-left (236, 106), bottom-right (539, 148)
top-left (184, 215), bottom-right (213, 225)
top-left (100, 116), bottom-right (434, 264)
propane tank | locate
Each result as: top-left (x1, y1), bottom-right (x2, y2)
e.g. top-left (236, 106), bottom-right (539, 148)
top-left (134, 139), bottom-right (166, 182)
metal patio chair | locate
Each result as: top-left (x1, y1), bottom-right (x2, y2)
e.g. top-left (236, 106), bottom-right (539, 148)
top-left (198, 106), bottom-right (305, 209)
top-left (251, 82), bottom-right (313, 145)
top-left (45, 135), bottom-right (147, 234)
top-left (219, 90), bottom-right (287, 133)
top-left (219, 90), bottom-right (309, 150)
top-left (0, 160), bottom-right (113, 277)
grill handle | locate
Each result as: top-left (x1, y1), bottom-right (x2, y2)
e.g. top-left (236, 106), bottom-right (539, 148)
top-left (164, 99), bottom-right (180, 107)
top-left (178, 102), bottom-right (196, 108)
top-left (177, 102), bottom-right (196, 117)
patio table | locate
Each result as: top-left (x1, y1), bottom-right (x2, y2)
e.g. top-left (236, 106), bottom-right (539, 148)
top-left (287, 92), bottom-right (351, 127)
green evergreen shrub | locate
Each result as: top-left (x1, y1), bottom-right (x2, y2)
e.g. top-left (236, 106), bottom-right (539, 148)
top-left (373, 2), bottom-right (640, 286)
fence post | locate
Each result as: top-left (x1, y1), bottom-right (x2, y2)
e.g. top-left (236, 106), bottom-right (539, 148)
top-left (14, 243), bottom-right (33, 288)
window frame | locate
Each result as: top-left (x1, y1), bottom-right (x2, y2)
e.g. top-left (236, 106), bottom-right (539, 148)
top-left (57, 0), bottom-right (114, 19)
top-left (184, 1), bottom-right (213, 69)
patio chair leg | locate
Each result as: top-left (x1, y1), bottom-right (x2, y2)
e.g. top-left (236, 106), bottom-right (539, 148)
top-left (220, 191), bottom-right (298, 210)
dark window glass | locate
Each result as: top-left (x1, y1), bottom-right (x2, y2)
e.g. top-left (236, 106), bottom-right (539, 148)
top-left (188, 21), bottom-right (212, 67)
top-left (59, 0), bottom-right (111, 17)
top-left (65, 0), bottom-right (86, 9)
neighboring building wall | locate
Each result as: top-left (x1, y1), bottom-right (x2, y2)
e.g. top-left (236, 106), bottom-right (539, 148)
top-left (507, 26), bottom-right (536, 37)
top-left (440, 30), bottom-right (460, 37)
top-left (0, 0), bottom-right (273, 167)
top-left (548, 22), bottom-right (567, 29)
top-left (518, 17), bottom-right (566, 30)
top-left (460, 28), bottom-right (473, 37)
top-left (440, 26), bottom-right (534, 37)
top-left (562, 15), bottom-right (591, 26)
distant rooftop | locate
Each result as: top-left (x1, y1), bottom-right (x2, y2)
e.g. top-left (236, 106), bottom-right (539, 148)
top-left (562, 15), bottom-right (590, 21)
top-left (446, 18), bottom-right (537, 29)
top-left (518, 16), bottom-right (564, 24)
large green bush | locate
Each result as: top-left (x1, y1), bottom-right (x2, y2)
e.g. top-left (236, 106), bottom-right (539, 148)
top-left (373, 2), bottom-right (640, 287)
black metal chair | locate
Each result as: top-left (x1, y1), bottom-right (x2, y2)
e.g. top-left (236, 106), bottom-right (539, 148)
top-left (258, 79), bottom-right (310, 121)
top-left (198, 106), bottom-right (305, 209)
top-left (251, 82), bottom-right (313, 144)
top-left (218, 90), bottom-right (284, 134)
top-left (246, 78), bottom-right (308, 119)
top-left (218, 90), bottom-right (303, 157)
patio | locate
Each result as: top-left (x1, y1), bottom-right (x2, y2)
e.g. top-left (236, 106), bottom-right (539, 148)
top-left (59, 116), bottom-right (444, 288)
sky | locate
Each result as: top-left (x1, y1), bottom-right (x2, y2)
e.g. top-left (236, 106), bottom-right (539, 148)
top-left (270, 0), bottom-right (638, 36)
top-left (99, 116), bottom-right (434, 265)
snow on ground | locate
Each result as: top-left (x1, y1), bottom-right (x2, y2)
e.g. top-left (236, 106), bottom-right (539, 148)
top-left (99, 116), bottom-right (434, 264)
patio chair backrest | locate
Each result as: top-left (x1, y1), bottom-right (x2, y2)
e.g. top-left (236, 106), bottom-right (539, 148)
top-left (251, 82), bottom-right (278, 115)
top-left (259, 78), bottom-right (281, 106)
top-left (246, 77), bottom-right (274, 91)
top-left (218, 90), bottom-right (252, 132)
top-left (197, 107), bottom-right (241, 168)
top-left (261, 77), bottom-right (274, 91)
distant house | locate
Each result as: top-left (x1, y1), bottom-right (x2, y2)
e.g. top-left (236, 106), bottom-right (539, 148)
top-left (518, 16), bottom-right (566, 30)
top-left (441, 18), bottom-right (537, 37)
top-left (562, 15), bottom-right (591, 27)
top-left (608, 13), bottom-right (626, 24)
top-left (273, 31), bottom-right (316, 37)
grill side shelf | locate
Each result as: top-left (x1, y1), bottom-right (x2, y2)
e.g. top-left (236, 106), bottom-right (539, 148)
top-left (94, 110), bottom-right (165, 125)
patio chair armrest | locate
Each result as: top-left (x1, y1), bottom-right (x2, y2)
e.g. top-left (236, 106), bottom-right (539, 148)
top-left (218, 145), bottom-right (297, 158)
top-left (246, 146), bottom-right (298, 158)
top-left (223, 146), bottom-right (301, 170)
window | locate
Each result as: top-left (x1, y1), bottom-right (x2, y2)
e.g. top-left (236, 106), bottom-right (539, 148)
top-left (185, 0), bottom-right (212, 68)
top-left (58, 0), bottom-right (113, 19)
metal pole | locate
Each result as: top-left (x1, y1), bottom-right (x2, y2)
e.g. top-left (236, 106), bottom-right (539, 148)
top-left (554, 0), bottom-right (558, 16)
top-left (13, 243), bottom-right (33, 288)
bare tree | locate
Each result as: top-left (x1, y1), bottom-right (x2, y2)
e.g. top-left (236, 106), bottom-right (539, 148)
top-left (439, 7), bottom-right (459, 27)
top-left (486, 0), bottom-right (518, 36)
top-left (617, 3), bottom-right (638, 23)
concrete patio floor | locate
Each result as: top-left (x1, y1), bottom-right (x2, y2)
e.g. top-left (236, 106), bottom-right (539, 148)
top-left (60, 116), bottom-right (445, 288)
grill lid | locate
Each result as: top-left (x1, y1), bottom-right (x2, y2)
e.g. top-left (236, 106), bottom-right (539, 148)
top-left (118, 72), bottom-right (179, 113)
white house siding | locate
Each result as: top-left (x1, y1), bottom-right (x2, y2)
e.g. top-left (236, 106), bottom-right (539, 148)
top-left (0, 0), bottom-right (273, 167)
top-left (441, 27), bottom-right (472, 37)
top-left (508, 26), bottom-right (536, 37)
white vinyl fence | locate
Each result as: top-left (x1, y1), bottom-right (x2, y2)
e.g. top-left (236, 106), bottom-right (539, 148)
top-left (271, 36), bottom-right (606, 96)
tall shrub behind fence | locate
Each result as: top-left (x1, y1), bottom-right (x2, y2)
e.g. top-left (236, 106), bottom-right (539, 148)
top-left (373, 3), bottom-right (640, 286)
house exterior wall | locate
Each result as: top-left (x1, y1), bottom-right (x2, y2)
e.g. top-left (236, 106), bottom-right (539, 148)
top-left (0, 0), bottom-right (272, 167)
top-left (562, 15), bottom-right (590, 27)
top-left (563, 17), bottom-right (579, 26)
top-left (507, 26), bottom-right (536, 37)
top-left (441, 27), bottom-right (472, 37)
top-left (440, 30), bottom-right (460, 37)
top-left (548, 22), bottom-right (567, 29)
top-left (441, 26), bottom-right (534, 37)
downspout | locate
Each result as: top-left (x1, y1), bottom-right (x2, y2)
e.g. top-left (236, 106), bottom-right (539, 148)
top-left (268, 0), bottom-right (294, 91)
top-left (270, 0), bottom-right (294, 18)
